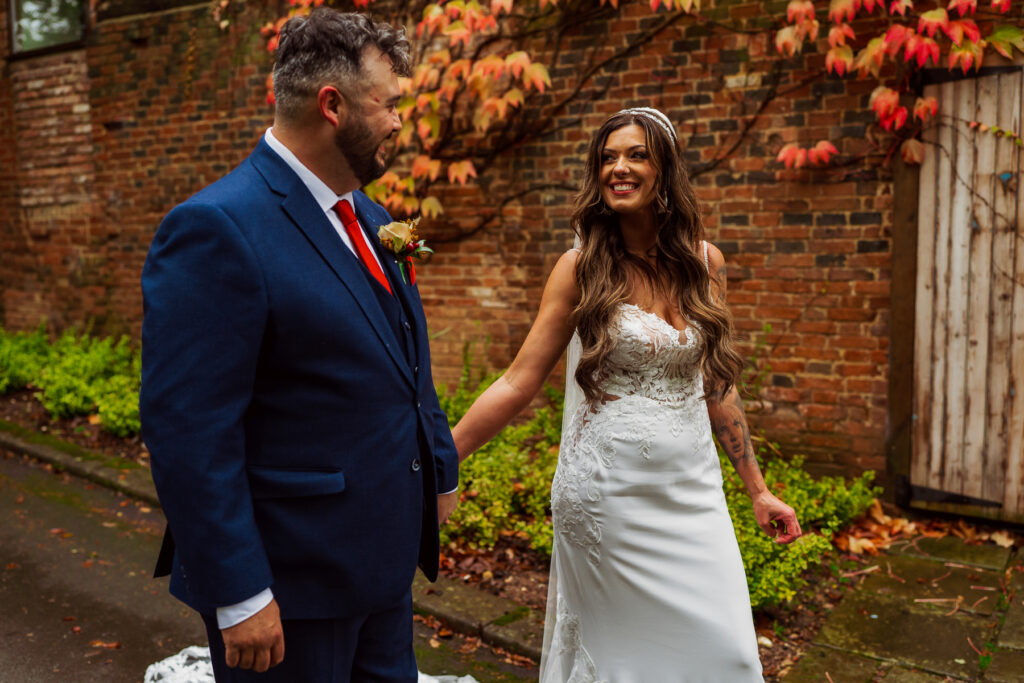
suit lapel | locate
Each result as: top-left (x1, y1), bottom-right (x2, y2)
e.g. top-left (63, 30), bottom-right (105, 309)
top-left (251, 142), bottom-right (414, 389)
top-left (353, 194), bottom-right (423, 362)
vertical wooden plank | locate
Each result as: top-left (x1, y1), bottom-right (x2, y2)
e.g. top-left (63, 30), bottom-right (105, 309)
top-left (964, 75), bottom-right (995, 500)
top-left (1006, 68), bottom-right (1024, 514)
top-left (986, 71), bottom-right (1020, 505)
top-left (942, 78), bottom-right (975, 495)
top-left (889, 154), bottom-right (921, 501)
top-left (912, 83), bottom-right (940, 488)
top-left (929, 79), bottom-right (954, 491)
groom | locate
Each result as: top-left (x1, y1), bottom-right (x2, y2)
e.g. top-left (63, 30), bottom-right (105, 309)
top-left (140, 9), bottom-right (458, 681)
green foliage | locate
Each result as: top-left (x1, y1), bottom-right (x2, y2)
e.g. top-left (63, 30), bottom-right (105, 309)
top-left (0, 325), bottom-right (51, 393)
top-left (436, 345), bottom-right (877, 611)
top-left (722, 447), bottom-right (879, 608)
top-left (0, 327), bottom-right (141, 437)
top-left (436, 344), bottom-right (562, 555)
top-left (3, 329), bottom-right (878, 610)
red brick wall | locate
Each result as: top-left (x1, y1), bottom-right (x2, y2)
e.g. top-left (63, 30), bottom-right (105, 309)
top-left (0, 0), bottom-right (895, 476)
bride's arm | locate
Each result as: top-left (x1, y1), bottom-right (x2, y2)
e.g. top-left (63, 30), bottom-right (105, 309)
top-left (452, 250), bottom-right (579, 460)
top-left (704, 243), bottom-right (801, 544)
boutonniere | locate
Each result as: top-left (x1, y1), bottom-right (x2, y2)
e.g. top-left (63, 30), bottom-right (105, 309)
top-left (378, 218), bottom-right (434, 285)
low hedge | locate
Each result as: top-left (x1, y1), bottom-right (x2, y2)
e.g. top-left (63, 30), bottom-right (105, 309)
top-left (1, 328), bottom-right (878, 607)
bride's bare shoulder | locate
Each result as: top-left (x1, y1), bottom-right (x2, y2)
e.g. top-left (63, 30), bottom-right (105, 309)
top-left (545, 248), bottom-right (581, 299)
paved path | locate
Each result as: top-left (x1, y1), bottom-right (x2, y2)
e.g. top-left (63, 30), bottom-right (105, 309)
top-left (0, 445), bottom-right (538, 682)
top-left (785, 537), bottom-right (1024, 682)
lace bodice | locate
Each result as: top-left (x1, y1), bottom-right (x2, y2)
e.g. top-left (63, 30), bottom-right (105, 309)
top-left (595, 303), bottom-right (704, 405)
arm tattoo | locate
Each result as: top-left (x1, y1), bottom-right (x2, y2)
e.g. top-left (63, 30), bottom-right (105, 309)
top-left (710, 390), bottom-right (755, 469)
top-left (714, 264), bottom-right (727, 300)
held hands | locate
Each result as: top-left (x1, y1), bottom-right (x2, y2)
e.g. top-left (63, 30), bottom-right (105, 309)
top-left (752, 491), bottom-right (802, 544)
top-left (221, 597), bottom-right (285, 673)
top-left (437, 490), bottom-right (458, 525)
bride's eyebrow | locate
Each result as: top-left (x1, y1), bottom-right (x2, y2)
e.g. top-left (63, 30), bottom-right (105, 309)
top-left (602, 145), bottom-right (648, 154)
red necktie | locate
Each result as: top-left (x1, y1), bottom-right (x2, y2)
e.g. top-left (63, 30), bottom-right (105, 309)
top-left (334, 199), bottom-right (392, 295)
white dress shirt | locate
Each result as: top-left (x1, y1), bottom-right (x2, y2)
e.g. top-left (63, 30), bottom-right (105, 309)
top-left (215, 130), bottom-right (453, 629)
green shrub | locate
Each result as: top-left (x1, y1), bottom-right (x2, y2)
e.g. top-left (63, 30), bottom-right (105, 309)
top-left (722, 448), bottom-right (879, 608)
top-left (0, 328), bottom-right (144, 437)
top-left (439, 344), bottom-right (878, 609)
top-left (0, 326), bottom-right (51, 393)
top-left (436, 346), bottom-right (562, 555)
top-left (35, 332), bottom-right (139, 424)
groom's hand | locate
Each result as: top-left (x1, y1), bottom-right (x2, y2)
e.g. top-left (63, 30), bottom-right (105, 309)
top-left (438, 490), bottom-right (458, 525)
top-left (222, 597), bottom-right (285, 672)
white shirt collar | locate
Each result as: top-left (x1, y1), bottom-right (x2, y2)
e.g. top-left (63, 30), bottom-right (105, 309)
top-left (263, 128), bottom-right (354, 211)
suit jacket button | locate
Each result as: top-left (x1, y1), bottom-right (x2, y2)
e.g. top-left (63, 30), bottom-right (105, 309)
top-left (411, 458), bottom-right (421, 472)
top-left (414, 365), bottom-right (419, 373)
top-left (404, 321), bottom-right (411, 331)
top-left (416, 400), bottom-right (421, 408)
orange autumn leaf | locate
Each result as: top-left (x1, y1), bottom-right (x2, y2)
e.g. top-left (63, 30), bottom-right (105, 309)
top-left (947, 0), bottom-right (976, 17)
top-left (776, 142), bottom-right (806, 169)
top-left (828, 23), bottom-right (856, 47)
top-left (447, 160), bottom-right (478, 185)
top-left (808, 139), bottom-right (839, 164)
top-left (826, 45), bottom-right (854, 75)
top-left (420, 196), bottom-right (444, 218)
top-left (829, 0), bottom-right (858, 23)
top-left (889, 0), bottom-right (913, 14)
top-left (505, 51), bottom-right (531, 79)
top-left (901, 138), bottom-right (925, 164)
top-left (918, 8), bottom-right (949, 38)
top-left (775, 25), bottom-right (802, 55)
top-left (787, 0), bottom-right (816, 23)
top-left (913, 96), bottom-right (938, 122)
top-left (522, 62), bottom-right (552, 92)
top-left (853, 37), bottom-right (887, 77)
top-left (411, 155), bottom-right (442, 181)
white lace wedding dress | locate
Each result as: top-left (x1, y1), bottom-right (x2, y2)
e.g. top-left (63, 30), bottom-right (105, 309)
top-left (541, 299), bottom-right (763, 681)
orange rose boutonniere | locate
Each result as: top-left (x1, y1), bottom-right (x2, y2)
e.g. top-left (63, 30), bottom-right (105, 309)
top-left (378, 218), bottom-right (434, 285)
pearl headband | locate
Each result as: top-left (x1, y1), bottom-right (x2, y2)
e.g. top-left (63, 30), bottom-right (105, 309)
top-left (617, 107), bottom-right (677, 143)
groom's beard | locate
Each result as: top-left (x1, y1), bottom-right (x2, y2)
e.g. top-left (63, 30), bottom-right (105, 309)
top-left (335, 113), bottom-right (389, 186)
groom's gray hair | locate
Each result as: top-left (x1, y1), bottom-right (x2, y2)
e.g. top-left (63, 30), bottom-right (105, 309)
top-left (273, 9), bottom-right (411, 120)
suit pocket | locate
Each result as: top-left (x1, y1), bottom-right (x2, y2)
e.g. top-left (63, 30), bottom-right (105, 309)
top-left (246, 466), bottom-right (346, 499)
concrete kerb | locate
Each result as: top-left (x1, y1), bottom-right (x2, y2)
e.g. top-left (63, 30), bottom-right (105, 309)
top-left (0, 427), bottom-right (545, 662)
top-left (0, 429), bottom-right (160, 507)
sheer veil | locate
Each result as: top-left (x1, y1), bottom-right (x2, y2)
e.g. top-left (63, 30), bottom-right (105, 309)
top-left (560, 233), bottom-right (585, 443)
top-left (539, 234), bottom-right (583, 680)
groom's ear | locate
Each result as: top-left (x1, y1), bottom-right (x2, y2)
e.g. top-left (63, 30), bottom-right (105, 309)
top-left (317, 85), bottom-right (348, 128)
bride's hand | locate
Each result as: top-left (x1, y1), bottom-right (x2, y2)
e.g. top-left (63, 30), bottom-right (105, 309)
top-left (751, 492), bottom-right (801, 544)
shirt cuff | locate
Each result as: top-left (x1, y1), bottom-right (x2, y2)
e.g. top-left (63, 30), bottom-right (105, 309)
top-left (440, 486), bottom-right (458, 495)
top-left (216, 588), bottom-right (274, 629)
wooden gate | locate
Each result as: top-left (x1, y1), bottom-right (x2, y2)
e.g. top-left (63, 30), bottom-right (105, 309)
top-left (908, 64), bottom-right (1024, 520)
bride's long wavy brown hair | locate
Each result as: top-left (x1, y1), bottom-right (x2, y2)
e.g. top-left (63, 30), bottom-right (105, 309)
top-left (571, 111), bottom-right (743, 402)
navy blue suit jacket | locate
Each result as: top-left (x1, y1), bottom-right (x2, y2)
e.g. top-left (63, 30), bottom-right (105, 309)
top-left (140, 139), bottom-right (459, 619)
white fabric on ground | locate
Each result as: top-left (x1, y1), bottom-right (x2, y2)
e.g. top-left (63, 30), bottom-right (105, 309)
top-left (145, 646), bottom-right (480, 683)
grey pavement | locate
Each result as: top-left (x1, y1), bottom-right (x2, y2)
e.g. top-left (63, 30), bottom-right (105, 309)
top-left (13, 422), bottom-right (1024, 682)
top-left (785, 536), bottom-right (1024, 682)
top-left (0, 426), bottom-right (539, 682)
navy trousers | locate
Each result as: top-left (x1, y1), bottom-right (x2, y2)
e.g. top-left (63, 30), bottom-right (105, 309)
top-left (202, 590), bottom-right (417, 682)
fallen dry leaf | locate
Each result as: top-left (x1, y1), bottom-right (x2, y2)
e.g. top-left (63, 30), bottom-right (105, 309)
top-left (88, 640), bottom-right (121, 649)
top-left (990, 530), bottom-right (1015, 548)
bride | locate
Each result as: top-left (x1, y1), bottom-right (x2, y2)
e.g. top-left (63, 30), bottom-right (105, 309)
top-left (451, 108), bottom-right (801, 681)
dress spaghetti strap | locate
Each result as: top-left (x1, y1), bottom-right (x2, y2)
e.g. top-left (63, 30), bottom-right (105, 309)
top-left (702, 240), bottom-right (709, 272)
